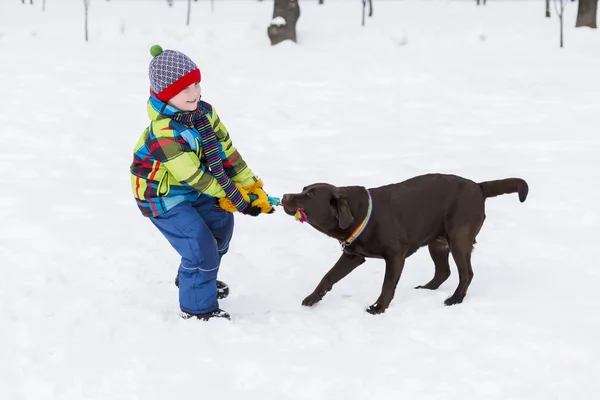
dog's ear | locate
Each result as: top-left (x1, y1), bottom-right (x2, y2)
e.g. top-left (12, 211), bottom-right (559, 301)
top-left (332, 192), bottom-right (354, 230)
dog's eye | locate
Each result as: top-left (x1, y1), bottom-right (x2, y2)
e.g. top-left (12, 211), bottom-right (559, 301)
top-left (306, 190), bottom-right (315, 198)
top-left (330, 197), bottom-right (337, 206)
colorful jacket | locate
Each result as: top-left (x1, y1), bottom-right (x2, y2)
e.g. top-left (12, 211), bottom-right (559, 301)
top-left (130, 95), bottom-right (257, 217)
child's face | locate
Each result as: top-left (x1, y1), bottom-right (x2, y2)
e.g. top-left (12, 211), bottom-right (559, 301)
top-left (168, 82), bottom-right (201, 111)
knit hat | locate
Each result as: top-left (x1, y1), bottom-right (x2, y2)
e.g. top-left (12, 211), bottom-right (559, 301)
top-left (148, 45), bottom-right (201, 102)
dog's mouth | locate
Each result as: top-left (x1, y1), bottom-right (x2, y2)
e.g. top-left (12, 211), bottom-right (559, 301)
top-left (281, 197), bottom-right (296, 215)
top-left (281, 195), bottom-right (307, 221)
top-left (294, 208), bottom-right (308, 223)
top-left (281, 204), bottom-right (308, 223)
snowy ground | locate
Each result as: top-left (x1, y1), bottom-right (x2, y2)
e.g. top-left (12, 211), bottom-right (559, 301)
top-left (1, 0), bottom-right (599, 399)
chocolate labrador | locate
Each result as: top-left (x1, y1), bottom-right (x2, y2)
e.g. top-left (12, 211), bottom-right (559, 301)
top-left (281, 173), bottom-right (528, 315)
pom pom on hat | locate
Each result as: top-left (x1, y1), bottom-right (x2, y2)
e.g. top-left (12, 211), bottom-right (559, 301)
top-left (150, 45), bottom-right (163, 57)
top-left (148, 44), bottom-right (201, 102)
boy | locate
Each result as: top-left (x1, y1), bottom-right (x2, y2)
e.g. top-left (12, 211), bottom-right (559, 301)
top-left (130, 45), bottom-right (274, 321)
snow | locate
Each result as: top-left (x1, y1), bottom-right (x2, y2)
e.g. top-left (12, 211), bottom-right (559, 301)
top-left (271, 16), bottom-right (287, 27)
top-left (1, 0), bottom-right (600, 398)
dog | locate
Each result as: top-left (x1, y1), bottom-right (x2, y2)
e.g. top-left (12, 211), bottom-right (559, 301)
top-left (281, 173), bottom-right (528, 315)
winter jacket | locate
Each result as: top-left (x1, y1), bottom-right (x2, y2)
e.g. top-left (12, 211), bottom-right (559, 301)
top-left (130, 95), bottom-right (257, 217)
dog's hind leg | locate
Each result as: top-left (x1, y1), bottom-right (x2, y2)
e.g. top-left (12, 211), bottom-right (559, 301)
top-left (415, 239), bottom-right (451, 290)
top-left (445, 228), bottom-right (475, 306)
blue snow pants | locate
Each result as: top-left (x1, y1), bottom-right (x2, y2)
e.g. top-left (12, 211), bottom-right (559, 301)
top-left (150, 195), bottom-right (234, 315)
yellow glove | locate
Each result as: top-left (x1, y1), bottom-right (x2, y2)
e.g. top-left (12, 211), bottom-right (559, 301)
top-left (217, 183), bottom-right (251, 213)
top-left (244, 179), bottom-right (275, 214)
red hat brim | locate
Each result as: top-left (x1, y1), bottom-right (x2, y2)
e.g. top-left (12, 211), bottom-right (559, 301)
top-left (155, 69), bottom-right (201, 102)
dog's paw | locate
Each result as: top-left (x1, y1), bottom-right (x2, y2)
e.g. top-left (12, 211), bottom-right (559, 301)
top-left (366, 302), bottom-right (387, 315)
top-left (444, 294), bottom-right (465, 306)
top-left (415, 284), bottom-right (434, 290)
top-left (301, 292), bottom-right (323, 307)
top-left (415, 280), bottom-right (443, 290)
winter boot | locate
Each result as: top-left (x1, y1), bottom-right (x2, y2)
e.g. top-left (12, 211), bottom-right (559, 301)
top-left (174, 274), bottom-right (229, 300)
top-left (180, 308), bottom-right (231, 321)
top-left (216, 280), bottom-right (230, 299)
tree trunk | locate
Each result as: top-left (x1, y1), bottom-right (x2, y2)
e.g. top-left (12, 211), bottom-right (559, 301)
top-left (187, 0), bottom-right (192, 26)
top-left (560, 12), bottom-right (564, 47)
top-left (84, 0), bottom-right (90, 42)
top-left (267, 0), bottom-right (300, 45)
top-left (362, 0), bottom-right (366, 26)
top-left (546, 0), bottom-right (551, 17)
top-left (576, 0), bottom-right (598, 28)
top-left (361, 0), bottom-right (373, 25)
top-left (318, 0), bottom-right (324, 4)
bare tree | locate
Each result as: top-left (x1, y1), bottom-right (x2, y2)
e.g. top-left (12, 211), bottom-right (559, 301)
top-left (22, 0), bottom-right (34, 4)
top-left (43, 0), bottom-right (46, 11)
top-left (576, 0), bottom-right (598, 28)
top-left (546, 0), bottom-right (551, 17)
top-left (187, 0), bottom-right (192, 26)
top-left (476, 0), bottom-right (487, 5)
top-left (553, 0), bottom-right (568, 48)
top-left (319, 0), bottom-right (324, 4)
top-left (361, 0), bottom-right (373, 26)
top-left (267, 0), bottom-right (300, 45)
top-left (84, 0), bottom-right (90, 42)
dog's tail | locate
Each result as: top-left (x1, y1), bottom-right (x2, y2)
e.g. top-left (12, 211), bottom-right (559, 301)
top-left (478, 178), bottom-right (528, 203)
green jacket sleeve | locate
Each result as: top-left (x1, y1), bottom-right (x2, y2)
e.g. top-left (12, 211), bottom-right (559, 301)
top-left (207, 107), bottom-right (258, 188)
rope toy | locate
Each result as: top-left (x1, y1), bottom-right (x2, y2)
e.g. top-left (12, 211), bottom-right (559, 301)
top-left (248, 194), bottom-right (281, 207)
top-left (247, 193), bottom-right (307, 223)
top-left (294, 208), bottom-right (307, 223)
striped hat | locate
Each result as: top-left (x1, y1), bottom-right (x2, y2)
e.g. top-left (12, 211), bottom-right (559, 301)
top-left (148, 45), bottom-right (201, 102)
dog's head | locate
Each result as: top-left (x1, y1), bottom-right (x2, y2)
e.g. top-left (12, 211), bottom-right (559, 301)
top-left (281, 183), bottom-right (355, 238)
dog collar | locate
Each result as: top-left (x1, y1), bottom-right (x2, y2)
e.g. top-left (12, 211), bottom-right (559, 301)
top-left (340, 189), bottom-right (373, 249)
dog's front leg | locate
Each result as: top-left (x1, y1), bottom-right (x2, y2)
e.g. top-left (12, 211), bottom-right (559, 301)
top-left (302, 252), bottom-right (365, 307)
top-left (367, 252), bottom-right (407, 315)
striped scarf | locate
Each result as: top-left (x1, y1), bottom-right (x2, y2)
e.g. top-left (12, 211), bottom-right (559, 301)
top-left (171, 109), bottom-right (248, 212)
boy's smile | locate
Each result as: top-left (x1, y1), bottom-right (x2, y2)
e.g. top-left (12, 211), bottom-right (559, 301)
top-left (168, 82), bottom-right (202, 111)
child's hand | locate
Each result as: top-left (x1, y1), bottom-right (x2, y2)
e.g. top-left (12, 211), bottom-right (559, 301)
top-left (240, 203), bottom-right (262, 217)
top-left (245, 180), bottom-right (275, 214)
top-left (215, 179), bottom-right (275, 215)
top-left (216, 197), bottom-right (262, 216)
